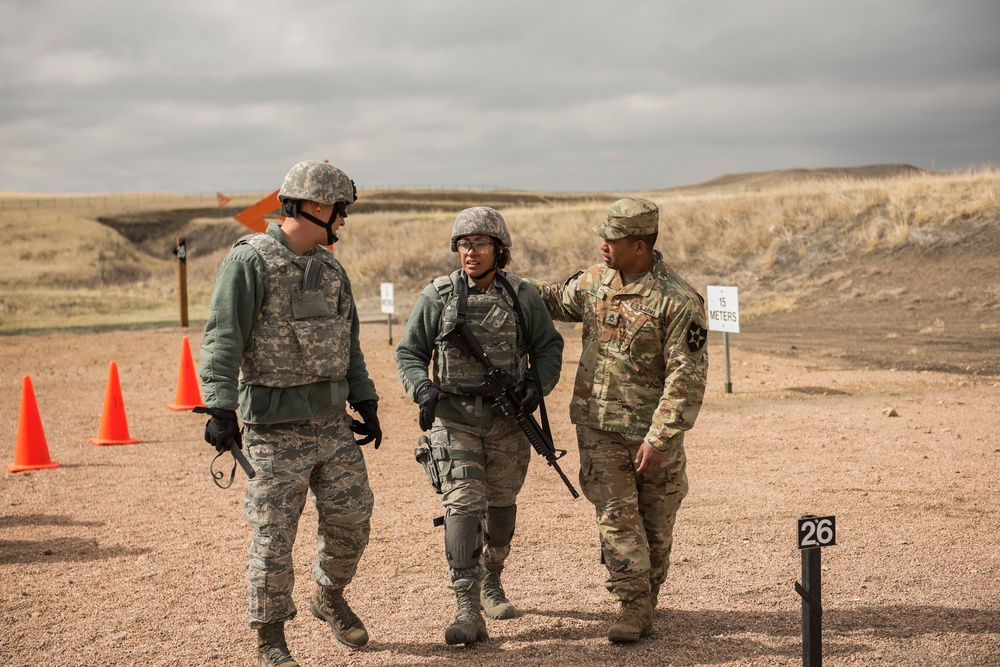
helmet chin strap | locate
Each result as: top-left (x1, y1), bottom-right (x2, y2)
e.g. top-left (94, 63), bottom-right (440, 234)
top-left (470, 264), bottom-right (496, 282)
top-left (469, 247), bottom-right (499, 282)
top-left (301, 209), bottom-right (338, 245)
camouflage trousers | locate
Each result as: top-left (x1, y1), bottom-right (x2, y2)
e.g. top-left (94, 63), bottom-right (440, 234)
top-left (576, 425), bottom-right (688, 601)
top-left (432, 417), bottom-right (532, 580)
top-left (243, 411), bottom-right (374, 628)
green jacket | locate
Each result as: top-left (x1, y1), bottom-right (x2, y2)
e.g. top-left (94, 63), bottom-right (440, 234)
top-left (200, 222), bottom-right (377, 424)
top-left (395, 269), bottom-right (564, 426)
top-left (527, 255), bottom-right (708, 453)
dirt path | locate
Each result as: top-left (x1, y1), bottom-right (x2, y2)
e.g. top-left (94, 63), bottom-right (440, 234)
top-left (1, 325), bottom-right (998, 666)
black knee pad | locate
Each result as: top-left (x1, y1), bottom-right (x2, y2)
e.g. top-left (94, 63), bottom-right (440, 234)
top-left (444, 514), bottom-right (483, 570)
top-left (484, 504), bottom-right (517, 549)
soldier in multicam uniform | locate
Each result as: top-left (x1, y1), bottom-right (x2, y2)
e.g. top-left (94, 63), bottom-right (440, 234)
top-left (198, 161), bottom-right (383, 667)
top-left (527, 198), bottom-right (708, 643)
top-left (395, 207), bottom-right (564, 646)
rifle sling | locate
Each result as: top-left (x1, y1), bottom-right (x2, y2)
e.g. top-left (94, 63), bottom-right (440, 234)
top-left (493, 273), bottom-right (554, 441)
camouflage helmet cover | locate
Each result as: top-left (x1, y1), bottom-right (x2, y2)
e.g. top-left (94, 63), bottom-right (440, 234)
top-left (450, 206), bottom-right (512, 251)
top-left (278, 160), bottom-right (357, 206)
top-left (593, 197), bottom-right (659, 239)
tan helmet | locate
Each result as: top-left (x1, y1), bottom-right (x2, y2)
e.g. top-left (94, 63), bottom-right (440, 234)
top-left (450, 206), bottom-right (512, 251)
top-left (278, 161), bottom-right (357, 205)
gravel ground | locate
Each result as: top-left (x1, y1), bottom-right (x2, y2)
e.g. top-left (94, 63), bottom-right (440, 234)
top-left (1, 324), bottom-right (998, 666)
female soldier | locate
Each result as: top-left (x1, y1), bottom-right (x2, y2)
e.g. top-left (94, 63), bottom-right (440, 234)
top-left (395, 207), bottom-right (563, 645)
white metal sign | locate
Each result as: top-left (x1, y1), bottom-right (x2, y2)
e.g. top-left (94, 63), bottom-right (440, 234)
top-left (706, 285), bottom-right (740, 333)
top-left (380, 283), bottom-right (395, 315)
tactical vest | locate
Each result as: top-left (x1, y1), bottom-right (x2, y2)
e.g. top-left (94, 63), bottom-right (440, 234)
top-left (432, 271), bottom-right (528, 394)
top-left (239, 234), bottom-right (351, 388)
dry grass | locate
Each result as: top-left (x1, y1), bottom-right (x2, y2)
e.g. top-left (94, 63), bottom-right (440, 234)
top-left (340, 168), bottom-right (1000, 320)
top-left (1, 167), bottom-right (997, 333)
top-left (651, 168), bottom-right (1000, 273)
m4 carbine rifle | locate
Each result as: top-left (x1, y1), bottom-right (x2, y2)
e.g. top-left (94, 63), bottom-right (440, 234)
top-left (440, 321), bottom-right (579, 499)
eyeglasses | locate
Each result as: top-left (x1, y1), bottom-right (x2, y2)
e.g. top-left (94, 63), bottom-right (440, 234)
top-left (456, 239), bottom-right (494, 253)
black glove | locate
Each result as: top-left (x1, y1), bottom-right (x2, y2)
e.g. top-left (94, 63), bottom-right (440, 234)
top-left (350, 400), bottom-right (382, 448)
top-left (417, 383), bottom-right (444, 431)
top-left (517, 379), bottom-right (541, 414)
top-left (194, 407), bottom-right (241, 453)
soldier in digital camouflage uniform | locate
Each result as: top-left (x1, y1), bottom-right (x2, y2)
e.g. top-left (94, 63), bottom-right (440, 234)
top-left (527, 198), bottom-right (708, 643)
top-left (198, 160), bottom-right (383, 667)
top-left (395, 207), bottom-right (564, 646)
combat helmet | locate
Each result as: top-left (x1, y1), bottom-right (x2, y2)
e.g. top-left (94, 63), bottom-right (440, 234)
top-left (278, 161), bottom-right (357, 206)
top-left (450, 207), bottom-right (512, 251)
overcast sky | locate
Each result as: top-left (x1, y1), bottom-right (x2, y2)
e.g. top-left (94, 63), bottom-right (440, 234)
top-left (1, 0), bottom-right (997, 194)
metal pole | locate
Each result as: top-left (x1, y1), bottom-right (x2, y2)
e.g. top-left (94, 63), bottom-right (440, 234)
top-left (175, 237), bottom-right (188, 328)
top-left (800, 547), bottom-right (822, 666)
top-left (723, 331), bottom-right (733, 393)
top-left (387, 313), bottom-right (393, 346)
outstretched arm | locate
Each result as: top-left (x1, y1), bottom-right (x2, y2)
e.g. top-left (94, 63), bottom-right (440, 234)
top-left (525, 270), bottom-right (587, 323)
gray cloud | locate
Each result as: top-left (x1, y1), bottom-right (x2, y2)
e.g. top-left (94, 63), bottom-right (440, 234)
top-left (1, 0), bottom-right (997, 193)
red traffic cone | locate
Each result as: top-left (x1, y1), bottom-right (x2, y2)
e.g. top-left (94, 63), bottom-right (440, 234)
top-left (167, 336), bottom-right (205, 410)
top-left (89, 362), bottom-right (139, 445)
top-left (8, 375), bottom-right (60, 473)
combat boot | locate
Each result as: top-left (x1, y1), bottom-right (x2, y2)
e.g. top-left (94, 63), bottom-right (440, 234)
top-left (310, 585), bottom-right (369, 648)
top-left (480, 569), bottom-right (517, 619)
top-left (256, 622), bottom-right (298, 667)
top-left (444, 577), bottom-right (489, 645)
top-left (607, 594), bottom-right (653, 643)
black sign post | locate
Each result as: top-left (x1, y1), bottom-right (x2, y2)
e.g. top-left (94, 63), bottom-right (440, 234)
top-left (173, 237), bottom-right (188, 328)
top-left (796, 515), bottom-right (836, 667)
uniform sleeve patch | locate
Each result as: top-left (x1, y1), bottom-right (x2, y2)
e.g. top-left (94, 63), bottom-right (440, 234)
top-left (686, 322), bottom-right (707, 353)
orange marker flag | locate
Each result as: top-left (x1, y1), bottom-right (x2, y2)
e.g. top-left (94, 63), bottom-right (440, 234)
top-left (216, 192), bottom-right (232, 207)
top-left (233, 189), bottom-right (280, 233)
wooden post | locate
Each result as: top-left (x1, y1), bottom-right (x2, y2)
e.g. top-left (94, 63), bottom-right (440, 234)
top-left (175, 237), bottom-right (188, 328)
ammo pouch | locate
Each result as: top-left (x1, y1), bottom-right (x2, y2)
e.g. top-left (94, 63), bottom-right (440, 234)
top-left (414, 434), bottom-right (485, 497)
top-left (291, 259), bottom-right (331, 320)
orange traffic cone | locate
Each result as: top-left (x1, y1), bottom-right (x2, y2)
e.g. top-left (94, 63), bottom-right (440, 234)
top-left (167, 336), bottom-right (205, 410)
top-left (8, 375), bottom-right (60, 473)
top-left (89, 361), bottom-right (139, 445)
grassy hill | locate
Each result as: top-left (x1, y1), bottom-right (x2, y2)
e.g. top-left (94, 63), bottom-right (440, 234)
top-left (2, 165), bottom-right (998, 373)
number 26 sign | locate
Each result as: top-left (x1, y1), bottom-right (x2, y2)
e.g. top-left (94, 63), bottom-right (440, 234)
top-left (797, 515), bottom-right (836, 549)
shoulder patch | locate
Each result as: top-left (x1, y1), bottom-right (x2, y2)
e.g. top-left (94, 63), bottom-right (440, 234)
top-left (686, 321), bottom-right (707, 353)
